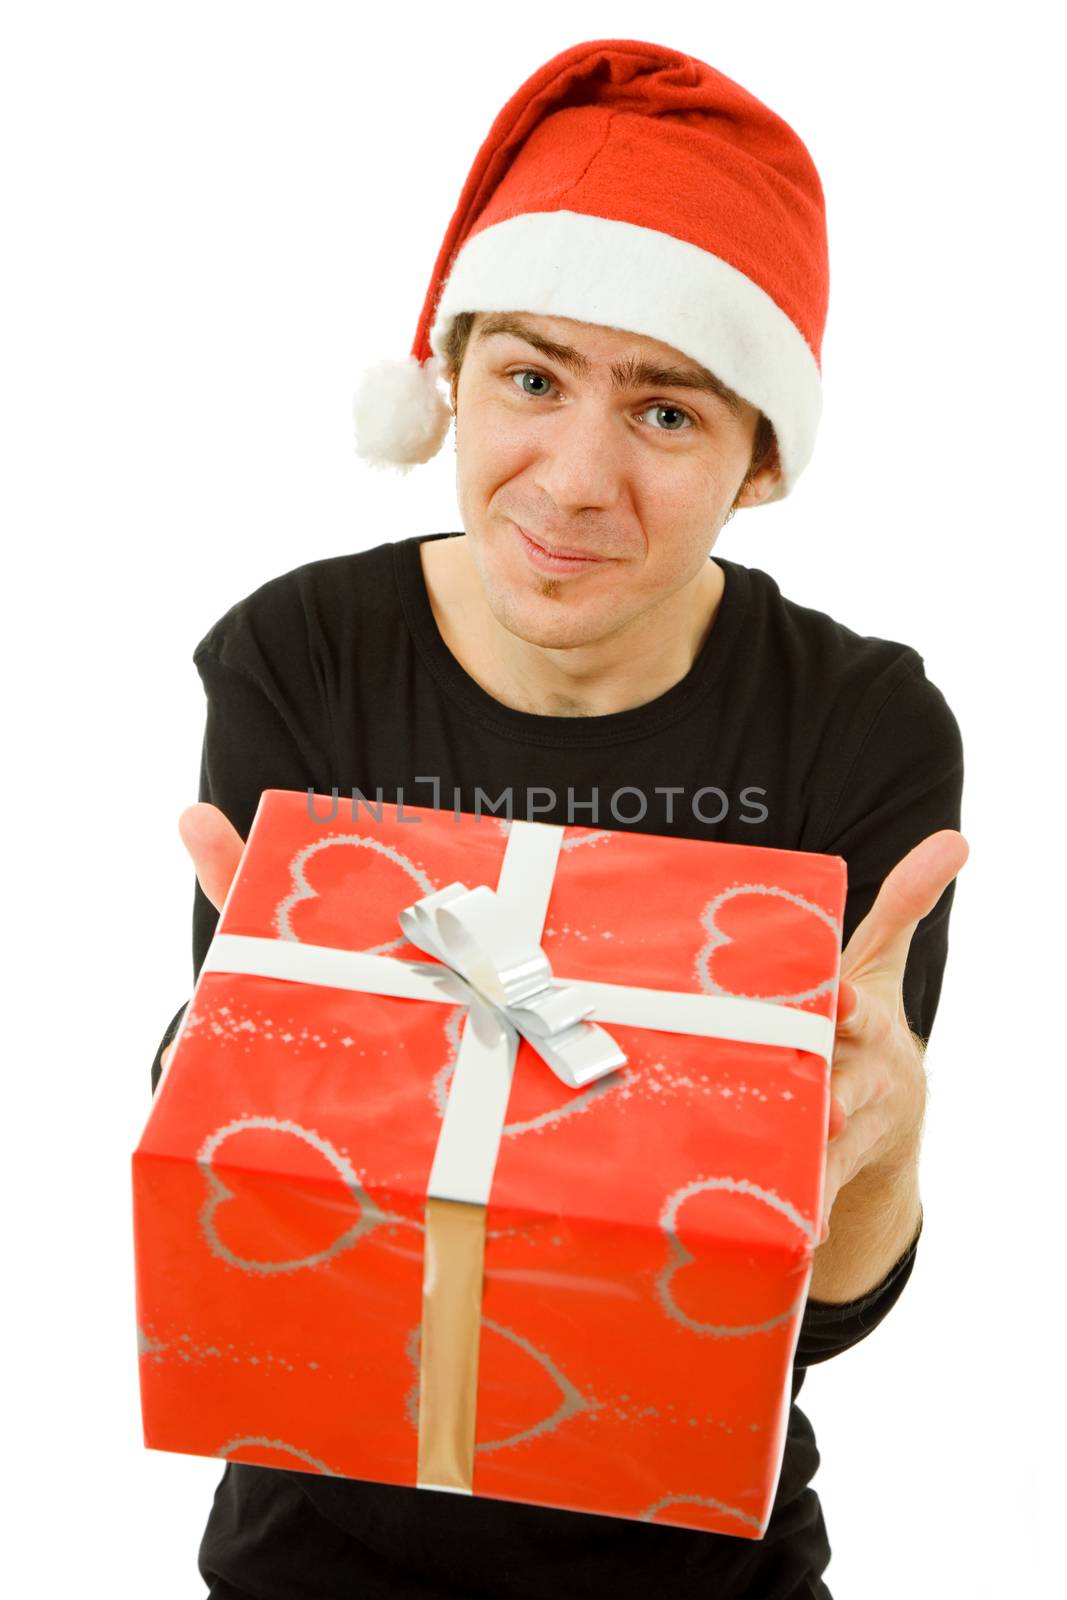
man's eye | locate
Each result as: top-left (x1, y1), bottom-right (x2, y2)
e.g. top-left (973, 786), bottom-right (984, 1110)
top-left (639, 403), bottom-right (694, 432)
top-left (510, 369), bottom-right (554, 397)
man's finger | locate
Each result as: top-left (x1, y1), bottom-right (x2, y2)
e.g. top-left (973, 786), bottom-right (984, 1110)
top-left (177, 802), bottom-right (247, 913)
top-left (842, 829), bottom-right (969, 981)
top-left (834, 976), bottom-right (874, 1041)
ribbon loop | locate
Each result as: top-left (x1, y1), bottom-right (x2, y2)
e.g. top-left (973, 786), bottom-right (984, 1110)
top-left (527, 1020), bottom-right (628, 1090)
top-left (509, 983), bottom-right (596, 1039)
top-left (398, 882), bottom-right (626, 1090)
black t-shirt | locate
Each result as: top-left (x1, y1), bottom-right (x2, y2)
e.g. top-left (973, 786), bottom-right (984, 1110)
top-left (151, 531), bottom-right (963, 1600)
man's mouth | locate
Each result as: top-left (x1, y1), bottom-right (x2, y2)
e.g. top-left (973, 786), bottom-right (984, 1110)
top-left (513, 523), bottom-right (612, 573)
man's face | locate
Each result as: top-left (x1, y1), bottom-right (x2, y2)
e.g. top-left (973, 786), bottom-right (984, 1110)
top-left (449, 311), bottom-right (779, 651)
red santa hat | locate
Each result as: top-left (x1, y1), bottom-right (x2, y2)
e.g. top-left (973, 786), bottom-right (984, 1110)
top-left (352, 37), bottom-right (828, 504)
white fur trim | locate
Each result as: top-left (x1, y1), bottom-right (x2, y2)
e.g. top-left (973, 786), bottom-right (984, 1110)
top-left (428, 210), bottom-right (822, 502)
top-left (352, 353), bottom-right (452, 470)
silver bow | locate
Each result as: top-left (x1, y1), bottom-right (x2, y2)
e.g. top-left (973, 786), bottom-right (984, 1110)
top-left (398, 882), bottom-right (627, 1090)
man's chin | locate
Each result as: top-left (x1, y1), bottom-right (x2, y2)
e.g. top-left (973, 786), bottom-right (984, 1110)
top-left (485, 586), bottom-right (619, 652)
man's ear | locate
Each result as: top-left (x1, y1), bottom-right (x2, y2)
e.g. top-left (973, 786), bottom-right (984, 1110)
top-left (735, 435), bottom-right (782, 510)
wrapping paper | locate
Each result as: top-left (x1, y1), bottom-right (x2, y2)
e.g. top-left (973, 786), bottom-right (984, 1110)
top-left (133, 789), bottom-right (846, 1538)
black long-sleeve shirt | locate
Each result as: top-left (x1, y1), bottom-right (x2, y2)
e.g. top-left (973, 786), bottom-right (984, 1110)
top-left (150, 532), bottom-right (963, 1599)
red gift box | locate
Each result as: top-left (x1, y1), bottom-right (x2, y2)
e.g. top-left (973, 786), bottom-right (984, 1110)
top-left (132, 789), bottom-right (845, 1538)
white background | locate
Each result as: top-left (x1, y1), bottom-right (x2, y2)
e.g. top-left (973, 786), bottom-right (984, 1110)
top-left (4, 2), bottom-right (1062, 1595)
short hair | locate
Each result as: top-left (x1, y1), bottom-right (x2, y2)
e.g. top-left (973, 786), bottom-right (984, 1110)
top-left (440, 310), bottom-right (777, 486)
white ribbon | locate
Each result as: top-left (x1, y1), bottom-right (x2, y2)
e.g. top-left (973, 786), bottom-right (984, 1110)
top-left (199, 819), bottom-right (835, 1209)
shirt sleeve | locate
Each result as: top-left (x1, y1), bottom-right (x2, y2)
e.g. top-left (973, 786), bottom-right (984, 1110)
top-left (793, 656), bottom-right (964, 1365)
top-left (149, 643), bottom-right (334, 1096)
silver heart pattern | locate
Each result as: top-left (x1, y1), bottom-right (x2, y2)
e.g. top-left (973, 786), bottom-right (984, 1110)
top-left (651, 880), bottom-right (840, 1334)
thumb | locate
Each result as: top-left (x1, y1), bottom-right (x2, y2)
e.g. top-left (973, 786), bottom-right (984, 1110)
top-left (177, 803), bottom-right (246, 913)
top-left (842, 829), bottom-right (970, 982)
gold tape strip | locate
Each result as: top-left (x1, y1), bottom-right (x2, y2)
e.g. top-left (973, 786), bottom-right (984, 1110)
top-left (416, 1195), bottom-right (488, 1492)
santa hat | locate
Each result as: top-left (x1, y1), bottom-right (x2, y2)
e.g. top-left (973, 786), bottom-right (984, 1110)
top-left (352, 38), bottom-right (828, 504)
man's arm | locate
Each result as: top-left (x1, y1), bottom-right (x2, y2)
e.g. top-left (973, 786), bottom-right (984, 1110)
top-left (805, 813), bottom-right (967, 1304)
top-left (797, 661), bottom-right (964, 1327)
top-left (808, 1031), bottom-right (925, 1304)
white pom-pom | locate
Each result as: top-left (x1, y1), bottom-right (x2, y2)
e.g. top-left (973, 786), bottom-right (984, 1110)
top-left (352, 354), bottom-right (452, 471)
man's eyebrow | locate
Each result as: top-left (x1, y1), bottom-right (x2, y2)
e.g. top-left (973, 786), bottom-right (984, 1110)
top-left (472, 313), bottom-right (744, 418)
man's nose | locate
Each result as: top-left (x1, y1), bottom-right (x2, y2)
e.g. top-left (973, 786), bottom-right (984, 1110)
top-left (532, 401), bottom-right (629, 516)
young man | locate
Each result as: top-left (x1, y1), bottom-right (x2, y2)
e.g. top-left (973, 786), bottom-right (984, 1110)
top-left (151, 39), bottom-right (966, 1600)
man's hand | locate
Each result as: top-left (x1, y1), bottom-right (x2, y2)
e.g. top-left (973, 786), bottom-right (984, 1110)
top-left (158, 804), bottom-right (246, 1072)
top-left (820, 828), bottom-right (970, 1242)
